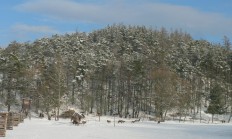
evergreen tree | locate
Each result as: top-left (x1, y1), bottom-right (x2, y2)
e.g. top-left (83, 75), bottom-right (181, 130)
top-left (207, 83), bottom-right (225, 123)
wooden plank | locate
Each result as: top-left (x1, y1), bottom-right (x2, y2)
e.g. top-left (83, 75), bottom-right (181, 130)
top-left (13, 113), bottom-right (20, 126)
top-left (0, 134), bottom-right (5, 136)
top-left (0, 121), bottom-right (6, 124)
top-left (0, 118), bottom-right (7, 122)
top-left (0, 112), bottom-right (8, 137)
top-left (0, 130), bottom-right (6, 137)
top-left (0, 124), bottom-right (5, 128)
top-left (7, 115), bottom-right (13, 130)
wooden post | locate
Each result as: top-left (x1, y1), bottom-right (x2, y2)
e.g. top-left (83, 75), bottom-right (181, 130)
top-left (20, 112), bottom-right (26, 122)
top-left (0, 112), bottom-right (8, 137)
top-left (7, 112), bottom-right (13, 130)
top-left (13, 113), bottom-right (20, 126)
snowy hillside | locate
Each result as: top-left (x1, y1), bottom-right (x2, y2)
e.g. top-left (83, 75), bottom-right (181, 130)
top-left (1, 25), bottom-right (232, 132)
top-left (4, 116), bottom-right (232, 139)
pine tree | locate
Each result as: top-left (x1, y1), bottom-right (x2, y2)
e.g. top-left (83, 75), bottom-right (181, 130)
top-left (207, 83), bottom-right (225, 123)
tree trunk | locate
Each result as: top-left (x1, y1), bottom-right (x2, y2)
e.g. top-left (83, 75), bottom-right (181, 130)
top-left (212, 114), bottom-right (214, 123)
top-left (72, 82), bottom-right (75, 105)
top-left (179, 114), bottom-right (182, 123)
top-left (7, 89), bottom-right (11, 112)
top-left (125, 78), bottom-right (131, 118)
top-left (132, 87), bottom-right (135, 118)
top-left (80, 81), bottom-right (84, 110)
top-left (107, 79), bottom-right (111, 113)
top-left (7, 104), bottom-right (11, 112)
top-left (228, 114), bottom-right (232, 123)
top-left (228, 109), bottom-right (232, 123)
top-left (57, 107), bottom-right (60, 121)
top-left (90, 78), bottom-right (94, 113)
top-left (164, 109), bottom-right (168, 122)
top-left (200, 104), bottom-right (202, 123)
top-left (46, 109), bottom-right (51, 120)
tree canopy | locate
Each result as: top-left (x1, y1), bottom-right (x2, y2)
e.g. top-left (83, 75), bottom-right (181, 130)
top-left (0, 25), bottom-right (232, 122)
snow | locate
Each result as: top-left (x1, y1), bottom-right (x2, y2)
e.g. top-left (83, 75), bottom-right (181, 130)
top-left (4, 116), bottom-right (232, 139)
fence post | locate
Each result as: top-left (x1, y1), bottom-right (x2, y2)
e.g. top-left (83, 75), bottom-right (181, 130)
top-left (0, 112), bottom-right (8, 137)
top-left (7, 112), bottom-right (13, 130)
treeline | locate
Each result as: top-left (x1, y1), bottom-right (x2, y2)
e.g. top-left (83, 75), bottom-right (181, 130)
top-left (0, 25), bottom-right (232, 122)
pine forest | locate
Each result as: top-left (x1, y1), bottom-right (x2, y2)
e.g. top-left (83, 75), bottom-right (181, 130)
top-left (1, 25), bottom-right (232, 122)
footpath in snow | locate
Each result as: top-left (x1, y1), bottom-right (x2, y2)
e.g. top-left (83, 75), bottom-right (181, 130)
top-left (3, 116), bottom-right (232, 139)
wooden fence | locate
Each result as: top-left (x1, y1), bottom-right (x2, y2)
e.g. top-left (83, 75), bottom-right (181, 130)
top-left (0, 112), bottom-right (26, 137)
top-left (7, 112), bottom-right (13, 130)
top-left (0, 112), bottom-right (8, 137)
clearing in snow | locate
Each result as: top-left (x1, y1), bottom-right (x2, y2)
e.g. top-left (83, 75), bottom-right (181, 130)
top-left (3, 116), bottom-right (232, 139)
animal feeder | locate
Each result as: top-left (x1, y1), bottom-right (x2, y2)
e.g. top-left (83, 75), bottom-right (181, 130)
top-left (0, 112), bottom-right (8, 137)
top-left (21, 98), bottom-right (32, 115)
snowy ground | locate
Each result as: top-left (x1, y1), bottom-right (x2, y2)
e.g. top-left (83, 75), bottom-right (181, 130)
top-left (4, 116), bottom-right (232, 139)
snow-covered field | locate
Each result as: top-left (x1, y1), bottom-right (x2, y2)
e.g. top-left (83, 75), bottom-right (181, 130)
top-left (4, 116), bottom-right (232, 139)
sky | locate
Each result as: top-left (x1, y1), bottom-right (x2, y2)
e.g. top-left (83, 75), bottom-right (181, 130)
top-left (1, 0), bottom-right (232, 48)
